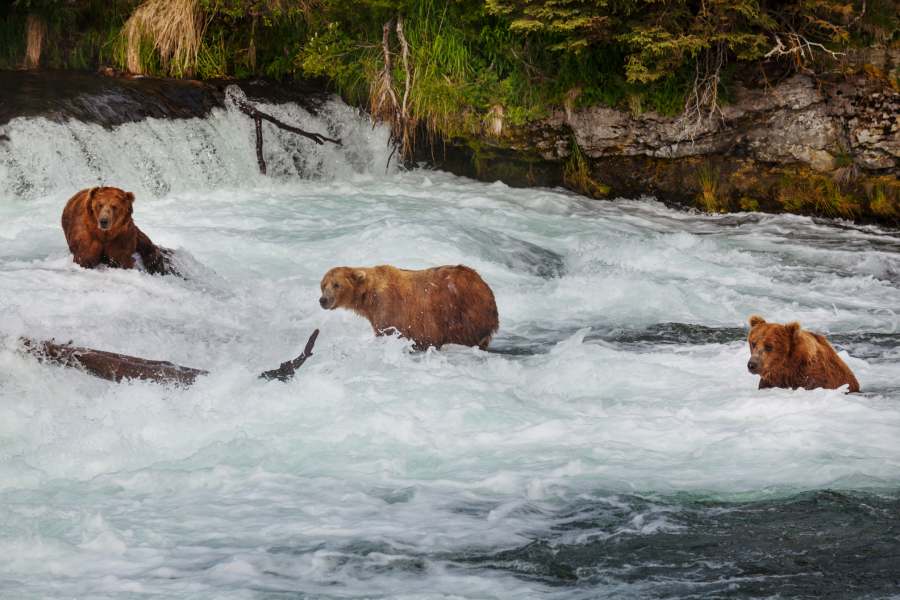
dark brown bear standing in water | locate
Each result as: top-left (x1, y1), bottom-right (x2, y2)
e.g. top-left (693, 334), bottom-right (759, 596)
top-left (319, 265), bottom-right (499, 350)
top-left (747, 315), bottom-right (860, 392)
top-left (61, 186), bottom-right (169, 274)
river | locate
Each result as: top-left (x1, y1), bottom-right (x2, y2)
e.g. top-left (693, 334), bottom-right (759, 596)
top-left (1, 90), bottom-right (899, 598)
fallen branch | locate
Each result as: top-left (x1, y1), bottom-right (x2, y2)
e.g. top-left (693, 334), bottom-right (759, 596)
top-left (19, 328), bottom-right (320, 386)
top-left (234, 98), bottom-right (341, 174)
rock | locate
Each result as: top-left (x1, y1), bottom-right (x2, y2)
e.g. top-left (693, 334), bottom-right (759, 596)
top-left (420, 73), bottom-right (899, 224)
top-left (0, 71), bottom-right (331, 128)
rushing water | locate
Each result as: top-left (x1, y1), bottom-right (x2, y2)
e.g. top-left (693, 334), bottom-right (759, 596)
top-left (1, 92), bottom-right (899, 599)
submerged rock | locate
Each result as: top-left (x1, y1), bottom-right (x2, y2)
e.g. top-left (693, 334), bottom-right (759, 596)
top-left (0, 70), bottom-right (330, 128)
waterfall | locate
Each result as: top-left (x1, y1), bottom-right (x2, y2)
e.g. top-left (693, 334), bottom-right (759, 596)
top-left (0, 85), bottom-right (393, 200)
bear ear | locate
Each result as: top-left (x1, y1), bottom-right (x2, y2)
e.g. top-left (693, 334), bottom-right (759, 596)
top-left (749, 315), bottom-right (766, 327)
top-left (785, 321), bottom-right (801, 339)
top-left (351, 269), bottom-right (367, 283)
top-left (124, 192), bottom-right (135, 204)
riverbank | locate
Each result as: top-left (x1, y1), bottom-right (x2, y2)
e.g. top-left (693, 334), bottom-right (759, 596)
top-left (2, 69), bottom-right (897, 225)
top-left (416, 58), bottom-right (900, 226)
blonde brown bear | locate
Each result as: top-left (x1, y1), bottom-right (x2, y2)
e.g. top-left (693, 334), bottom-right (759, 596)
top-left (319, 264), bottom-right (499, 350)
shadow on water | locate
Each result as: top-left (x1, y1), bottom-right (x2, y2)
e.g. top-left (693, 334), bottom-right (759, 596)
top-left (447, 490), bottom-right (900, 598)
top-left (491, 322), bottom-right (900, 365)
top-left (257, 490), bottom-right (900, 598)
top-left (490, 323), bottom-right (746, 356)
top-left (462, 227), bottom-right (566, 279)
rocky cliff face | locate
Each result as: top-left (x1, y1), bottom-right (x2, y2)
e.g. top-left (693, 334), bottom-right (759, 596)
top-left (552, 74), bottom-right (898, 173)
top-left (427, 57), bottom-right (900, 225)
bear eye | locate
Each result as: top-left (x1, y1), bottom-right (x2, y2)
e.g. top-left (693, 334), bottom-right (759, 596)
top-left (332, 283), bottom-right (340, 289)
top-left (764, 344), bottom-right (773, 352)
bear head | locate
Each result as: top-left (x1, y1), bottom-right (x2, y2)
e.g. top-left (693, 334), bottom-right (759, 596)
top-left (746, 315), bottom-right (801, 378)
top-left (88, 187), bottom-right (134, 233)
top-left (319, 267), bottom-right (367, 310)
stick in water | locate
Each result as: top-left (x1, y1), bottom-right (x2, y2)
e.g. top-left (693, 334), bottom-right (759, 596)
top-left (254, 115), bottom-right (266, 175)
top-left (258, 329), bottom-right (320, 382)
top-left (235, 98), bottom-right (341, 175)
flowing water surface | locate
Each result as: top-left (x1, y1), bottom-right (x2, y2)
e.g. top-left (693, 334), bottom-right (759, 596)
top-left (1, 94), bottom-right (899, 598)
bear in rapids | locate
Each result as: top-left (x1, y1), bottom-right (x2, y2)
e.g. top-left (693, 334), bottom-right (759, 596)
top-left (61, 186), bottom-right (170, 275)
top-left (319, 264), bottom-right (499, 350)
top-left (747, 315), bottom-right (859, 392)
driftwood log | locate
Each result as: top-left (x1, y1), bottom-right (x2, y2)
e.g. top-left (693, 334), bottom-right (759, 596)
top-left (19, 329), bottom-right (319, 386)
top-left (234, 98), bottom-right (341, 175)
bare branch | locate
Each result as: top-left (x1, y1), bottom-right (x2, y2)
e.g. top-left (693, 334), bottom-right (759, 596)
top-left (764, 33), bottom-right (845, 62)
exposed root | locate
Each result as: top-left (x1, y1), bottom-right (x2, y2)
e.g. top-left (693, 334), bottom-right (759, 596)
top-left (679, 43), bottom-right (726, 140)
top-left (369, 16), bottom-right (417, 164)
top-left (396, 15), bottom-right (416, 159)
top-left (486, 104), bottom-right (504, 138)
top-left (370, 19), bottom-right (400, 127)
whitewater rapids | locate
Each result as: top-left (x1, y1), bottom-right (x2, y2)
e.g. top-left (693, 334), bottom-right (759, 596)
top-left (1, 93), bottom-right (899, 598)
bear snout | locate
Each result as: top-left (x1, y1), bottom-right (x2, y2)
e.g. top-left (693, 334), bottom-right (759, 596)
top-left (319, 296), bottom-right (331, 309)
top-left (747, 358), bottom-right (759, 374)
top-left (98, 217), bottom-right (111, 230)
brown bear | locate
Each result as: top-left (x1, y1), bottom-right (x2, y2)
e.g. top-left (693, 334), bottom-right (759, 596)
top-left (747, 315), bottom-right (860, 392)
top-left (61, 186), bottom-right (169, 275)
top-left (319, 264), bottom-right (499, 350)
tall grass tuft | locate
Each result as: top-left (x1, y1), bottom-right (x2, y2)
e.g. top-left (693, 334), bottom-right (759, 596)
top-left (867, 179), bottom-right (899, 220)
top-left (696, 163), bottom-right (722, 213)
top-left (121, 0), bottom-right (205, 76)
top-left (778, 172), bottom-right (860, 219)
top-left (564, 140), bottom-right (609, 198)
top-left (24, 14), bottom-right (46, 69)
top-left (404, 1), bottom-right (476, 140)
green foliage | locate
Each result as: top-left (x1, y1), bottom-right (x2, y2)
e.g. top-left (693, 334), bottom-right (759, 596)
top-left (297, 21), bottom-right (374, 104)
top-left (0, 13), bottom-right (26, 69)
top-left (196, 29), bottom-right (228, 78)
top-left (0, 0), bottom-right (887, 156)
